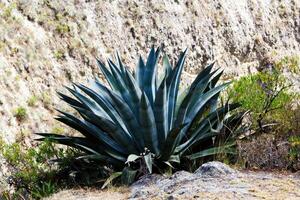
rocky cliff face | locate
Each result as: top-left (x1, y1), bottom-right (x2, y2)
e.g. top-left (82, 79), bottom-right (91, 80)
top-left (0, 0), bottom-right (299, 143)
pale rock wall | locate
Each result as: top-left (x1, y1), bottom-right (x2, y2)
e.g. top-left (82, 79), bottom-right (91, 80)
top-left (0, 0), bottom-right (299, 143)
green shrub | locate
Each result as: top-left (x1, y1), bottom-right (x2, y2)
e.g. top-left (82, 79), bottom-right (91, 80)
top-left (289, 136), bottom-right (300, 162)
top-left (228, 60), bottom-right (298, 134)
top-left (27, 95), bottom-right (38, 107)
top-left (0, 138), bottom-right (80, 199)
top-left (13, 107), bottom-right (28, 122)
top-left (37, 47), bottom-right (243, 186)
top-left (228, 56), bottom-right (300, 170)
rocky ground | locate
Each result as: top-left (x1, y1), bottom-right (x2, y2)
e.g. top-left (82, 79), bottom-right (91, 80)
top-left (47, 162), bottom-right (300, 200)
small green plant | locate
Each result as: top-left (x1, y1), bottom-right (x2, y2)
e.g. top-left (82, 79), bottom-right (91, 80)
top-left (0, 2), bottom-right (17, 19)
top-left (54, 50), bottom-right (65, 60)
top-left (31, 181), bottom-right (58, 199)
top-left (275, 55), bottom-right (300, 74)
top-left (37, 46), bottom-right (243, 186)
top-left (55, 23), bottom-right (70, 34)
top-left (27, 95), bottom-right (38, 107)
top-left (0, 40), bottom-right (5, 51)
top-left (51, 125), bottom-right (65, 134)
top-left (289, 136), bottom-right (300, 162)
top-left (41, 92), bottom-right (52, 109)
top-left (14, 107), bottom-right (28, 122)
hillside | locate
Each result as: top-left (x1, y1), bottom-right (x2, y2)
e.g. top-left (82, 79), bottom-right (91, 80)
top-left (0, 0), bottom-right (299, 142)
top-left (0, 0), bottom-right (300, 198)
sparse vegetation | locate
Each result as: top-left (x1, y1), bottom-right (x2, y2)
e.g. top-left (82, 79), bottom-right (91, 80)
top-left (55, 23), bottom-right (70, 35)
top-left (0, 40), bottom-right (5, 51)
top-left (41, 92), bottom-right (52, 109)
top-left (0, 138), bottom-right (57, 199)
top-left (27, 95), bottom-right (38, 107)
top-left (289, 135), bottom-right (300, 164)
top-left (275, 55), bottom-right (300, 74)
top-left (0, 137), bottom-right (83, 199)
top-left (13, 107), bottom-right (28, 122)
top-left (54, 50), bottom-right (65, 60)
top-left (51, 125), bottom-right (65, 134)
top-left (0, 2), bottom-right (17, 19)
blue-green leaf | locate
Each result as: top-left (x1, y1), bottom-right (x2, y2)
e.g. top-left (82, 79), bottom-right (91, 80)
top-left (166, 49), bottom-right (188, 129)
top-left (139, 92), bottom-right (159, 154)
top-left (144, 153), bottom-right (153, 173)
top-left (143, 47), bottom-right (160, 105)
top-left (136, 56), bottom-right (145, 89)
top-left (154, 78), bottom-right (168, 148)
top-left (96, 59), bottom-right (118, 91)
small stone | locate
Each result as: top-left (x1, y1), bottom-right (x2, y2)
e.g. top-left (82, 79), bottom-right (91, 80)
top-left (131, 174), bottom-right (163, 187)
top-left (167, 195), bottom-right (175, 200)
top-left (178, 190), bottom-right (185, 195)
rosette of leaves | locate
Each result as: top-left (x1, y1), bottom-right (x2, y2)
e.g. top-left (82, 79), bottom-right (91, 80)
top-left (37, 47), bottom-right (242, 185)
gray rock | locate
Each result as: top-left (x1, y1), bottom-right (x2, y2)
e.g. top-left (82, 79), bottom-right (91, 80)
top-left (0, 157), bottom-right (11, 194)
top-left (156, 171), bottom-right (196, 194)
top-left (131, 174), bottom-right (163, 188)
top-left (168, 170), bottom-right (195, 181)
top-left (130, 174), bottom-right (163, 199)
top-left (195, 161), bottom-right (236, 177)
top-left (130, 171), bottom-right (197, 198)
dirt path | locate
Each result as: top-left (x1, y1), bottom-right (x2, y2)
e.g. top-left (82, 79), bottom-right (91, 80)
top-left (47, 170), bottom-right (300, 200)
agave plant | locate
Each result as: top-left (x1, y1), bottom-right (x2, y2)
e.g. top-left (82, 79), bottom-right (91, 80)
top-left (37, 47), bottom-right (241, 177)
